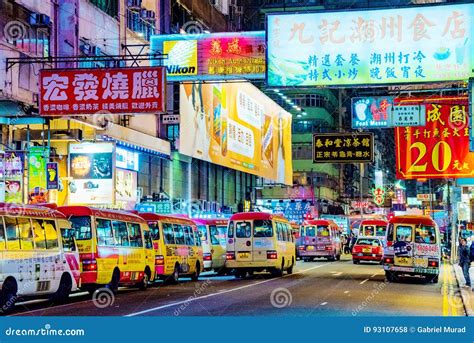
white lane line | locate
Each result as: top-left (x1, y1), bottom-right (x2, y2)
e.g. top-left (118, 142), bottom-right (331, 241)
top-left (360, 279), bottom-right (369, 285)
top-left (333, 272), bottom-right (342, 276)
top-left (344, 290), bottom-right (349, 294)
top-left (370, 273), bottom-right (379, 278)
top-left (125, 264), bottom-right (330, 317)
top-left (320, 302), bottom-right (328, 306)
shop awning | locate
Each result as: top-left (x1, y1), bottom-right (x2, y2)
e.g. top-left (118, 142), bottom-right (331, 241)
top-left (99, 122), bottom-right (171, 158)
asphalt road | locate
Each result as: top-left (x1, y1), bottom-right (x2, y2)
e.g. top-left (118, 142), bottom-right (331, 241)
top-left (9, 255), bottom-right (464, 317)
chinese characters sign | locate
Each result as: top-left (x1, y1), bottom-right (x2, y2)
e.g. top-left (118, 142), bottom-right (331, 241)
top-left (39, 67), bottom-right (166, 115)
top-left (352, 97), bottom-right (426, 128)
top-left (151, 31), bottom-right (265, 81)
top-left (267, 4), bottom-right (474, 86)
top-left (312, 133), bottom-right (374, 163)
top-left (372, 186), bottom-right (386, 206)
top-left (180, 83), bottom-right (293, 185)
top-left (395, 97), bottom-right (474, 179)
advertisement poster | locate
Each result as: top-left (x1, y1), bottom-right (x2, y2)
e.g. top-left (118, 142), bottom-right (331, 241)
top-left (267, 4), bottom-right (474, 86)
top-left (68, 142), bottom-right (114, 205)
top-left (115, 168), bottom-right (137, 210)
top-left (151, 31), bottom-right (266, 81)
top-left (46, 162), bottom-right (59, 190)
top-left (313, 133), bottom-right (374, 163)
top-left (28, 147), bottom-right (49, 204)
top-left (116, 147), bottom-right (139, 171)
top-left (180, 82), bottom-right (292, 185)
top-left (395, 97), bottom-right (473, 179)
top-left (39, 67), bottom-right (166, 115)
top-left (5, 151), bottom-right (24, 203)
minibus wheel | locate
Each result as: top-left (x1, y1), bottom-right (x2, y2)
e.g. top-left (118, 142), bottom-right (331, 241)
top-left (191, 262), bottom-right (200, 281)
top-left (385, 271), bottom-right (395, 282)
top-left (0, 278), bottom-right (17, 314)
top-left (53, 273), bottom-right (72, 303)
top-left (139, 268), bottom-right (151, 291)
top-left (107, 269), bottom-right (120, 293)
top-left (169, 264), bottom-right (180, 284)
top-left (287, 259), bottom-right (294, 275)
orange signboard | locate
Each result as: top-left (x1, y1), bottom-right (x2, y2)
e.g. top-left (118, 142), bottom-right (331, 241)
top-left (395, 97), bottom-right (473, 180)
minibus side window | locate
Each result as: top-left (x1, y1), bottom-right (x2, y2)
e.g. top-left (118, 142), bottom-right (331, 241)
top-left (282, 223), bottom-right (289, 241)
top-left (174, 225), bottom-right (185, 245)
top-left (227, 222), bottom-right (234, 238)
top-left (59, 221), bottom-right (76, 252)
top-left (254, 220), bottom-right (273, 238)
top-left (18, 218), bottom-right (34, 250)
top-left (113, 221), bottom-right (129, 247)
top-left (415, 225), bottom-right (437, 244)
top-left (43, 220), bottom-right (59, 249)
top-left (128, 222), bottom-right (143, 247)
top-left (276, 223), bottom-right (282, 241)
top-left (183, 226), bottom-right (193, 246)
top-left (194, 227), bottom-right (201, 246)
top-left (236, 222), bottom-right (251, 238)
top-left (163, 223), bottom-right (175, 244)
top-left (0, 217), bottom-right (5, 250)
top-left (5, 216), bottom-right (20, 250)
top-left (386, 224), bottom-right (394, 242)
top-left (96, 219), bottom-right (116, 246)
top-left (148, 222), bottom-right (160, 241)
top-left (209, 225), bottom-right (220, 245)
top-left (217, 226), bottom-right (227, 246)
top-left (70, 216), bottom-right (92, 240)
top-left (32, 218), bottom-right (47, 250)
top-left (143, 230), bottom-right (153, 249)
top-left (395, 225), bottom-right (412, 242)
top-left (198, 225), bottom-right (207, 241)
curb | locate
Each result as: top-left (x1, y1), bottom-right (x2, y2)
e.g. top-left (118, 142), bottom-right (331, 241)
top-left (452, 264), bottom-right (473, 316)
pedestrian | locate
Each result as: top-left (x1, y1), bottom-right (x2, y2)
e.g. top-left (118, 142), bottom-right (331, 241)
top-left (459, 238), bottom-right (471, 289)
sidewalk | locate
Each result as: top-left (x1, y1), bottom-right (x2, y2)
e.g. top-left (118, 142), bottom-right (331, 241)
top-left (452, 263), bottom-right (474, 316)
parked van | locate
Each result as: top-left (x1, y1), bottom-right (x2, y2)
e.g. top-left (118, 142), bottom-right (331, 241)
top-left (298, 219), bottom-right (342, 261)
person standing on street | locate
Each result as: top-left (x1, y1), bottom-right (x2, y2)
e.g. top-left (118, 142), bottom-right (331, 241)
top-left (459, 238), bottom-right (471, 288)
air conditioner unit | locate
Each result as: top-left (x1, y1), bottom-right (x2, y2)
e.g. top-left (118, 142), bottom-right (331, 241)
top-left (127, 0), bottom-right (142, 12)
top-left (29, 13), bottom-right (50, 26)
top-left (141, 10), bottom-right (156, 21)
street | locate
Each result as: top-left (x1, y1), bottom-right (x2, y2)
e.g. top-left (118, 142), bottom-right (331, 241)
top-left (10, 256), bottom-right (464, 317)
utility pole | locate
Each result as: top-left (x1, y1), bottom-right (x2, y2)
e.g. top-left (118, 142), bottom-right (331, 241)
top-left (360, 163), bottom-right (364, 219)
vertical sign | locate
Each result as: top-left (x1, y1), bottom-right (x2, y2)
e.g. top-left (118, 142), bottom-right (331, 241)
top-left (46, 162), bottom-right (59, 190)
top-left (5, 151), bottom-right (24, 203)
top-left (28, 147), bottom-right (49, 204)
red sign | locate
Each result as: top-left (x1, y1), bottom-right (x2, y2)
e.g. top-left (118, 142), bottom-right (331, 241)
top-left (396, 97), bottom-right (473, 179)
top-left (39, 67), bottom-right (166, 116)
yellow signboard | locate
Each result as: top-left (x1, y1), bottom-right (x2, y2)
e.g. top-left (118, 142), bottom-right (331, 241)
top-left (180, 83), bottom-right (293, 185)
top-left (163, 40), bottom-right (198, 76)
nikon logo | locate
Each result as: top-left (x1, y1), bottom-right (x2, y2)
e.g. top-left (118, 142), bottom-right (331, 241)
top-left (166, 65), bottom-right (196, 74)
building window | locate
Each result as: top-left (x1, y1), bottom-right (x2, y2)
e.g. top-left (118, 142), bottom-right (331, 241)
top-left (90, 0), bottom-right (119, 18)
top-left (167, 124), bottom-right (179, 141)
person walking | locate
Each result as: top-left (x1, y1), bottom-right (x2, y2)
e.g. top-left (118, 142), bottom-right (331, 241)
top-left (459, 238), bottom-right (471, 288)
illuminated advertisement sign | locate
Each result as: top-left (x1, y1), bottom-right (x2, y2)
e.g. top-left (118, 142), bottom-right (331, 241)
top-left (313, 133), bottom-right (374, 163)
top-left (151, 31), bottom-right (265, 81)
top-left (267, 4), bottom-right (474, 86)
top-left (39, 67), bottom-right (166, 115)
top-left (180, 82), bottom-right (292, 185)
top-left (28, 146), bottom-right (49, 204)
top-left (3, 151), bottom-right (24, 203)
top-left (116, 148), bottom-right (139, 171)
top-left (352, 97), bottom-right (426, 128)
top-left (68, 142), bottom-right (114, 204)
top-left (116, 168), bottom-right (137, 210)
top-left (395, 97), bottom-right (473, 179)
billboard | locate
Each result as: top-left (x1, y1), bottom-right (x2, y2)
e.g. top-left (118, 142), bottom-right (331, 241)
top-left (116, 168), bottom-right (137, 210)
top-left (4, 151), bottom-right (24, 203)
top-left (395, 97), bottom-right (474, 179)
top-left (68, 142), bottom-right (114, 204)
top-left (116, 147), bottom-right (139, 171)
top-left (39, 67), bottom-right (166, 115)
top-left (267, 4), bottom-right (474, 87)
top-left (180, 82), bottom-right (293, 185)
top-left (46, 162), bottom-right (59, 190)
top-left (312, 133), bottom-right (374, 163)
top-left (28, 147), bottom-right (49, 204)
top-left (151, 31), bottom-right (265, 81)
top-left (351, 97), bottom-right (426, 129)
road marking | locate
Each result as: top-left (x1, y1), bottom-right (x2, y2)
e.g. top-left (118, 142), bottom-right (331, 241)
top-left (442, 263), bottom-right (449, 316)
top-left (344, 291), bottom-right (349, 294)
top-left (446, 264), bottom-right (458, 316)
top-left (360, 279), bottom-right (369, 285)
top-left (370, 273), bottom-right (378, 278)
top-left (125, 264), bottom-right (330, 317)
top-left (333, 272), bottom-right (342, 276)
top-left (320, 302), bottom-right (328, 306)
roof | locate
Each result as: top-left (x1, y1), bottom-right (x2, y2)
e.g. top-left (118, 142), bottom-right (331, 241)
top-left (303, 219), bottom-right (337, 227)
top-left (58, 206), bottom-right (145, 223)
top-left (229, 212), bottom-right (288, 222)
top-left (360, 219), bottom-right (388, 226)
top-left (138, 212), bottom-right (196, 225)
top-left (192, 218), bottom-right (229, 226)
top-left (389, 215), bottom-right (436, 226)
top-left (0, 203), bottom-right (66, 219)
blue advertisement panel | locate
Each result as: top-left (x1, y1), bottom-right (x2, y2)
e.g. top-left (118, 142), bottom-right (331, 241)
top-left (267, 3), bottom-right (474, 87)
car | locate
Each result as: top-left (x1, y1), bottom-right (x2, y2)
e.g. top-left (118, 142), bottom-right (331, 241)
top-left (352, 236), bottom-right (384, 264)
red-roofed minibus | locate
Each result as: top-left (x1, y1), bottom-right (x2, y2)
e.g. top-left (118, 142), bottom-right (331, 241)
top-left (298, 219), bottom-right (342, 262)
top-left (138, 213), bottom-right (203, 283)
top-left (193, 218), bottom-right (228, 273)
top-left (225, 212), bottom-right (295, 278)
top-left (383, 215), bottom-right (441, 283)
top-left (0, 204), bottom-right (80, 312)
top-left (57, 206), bottom-right (155, 293)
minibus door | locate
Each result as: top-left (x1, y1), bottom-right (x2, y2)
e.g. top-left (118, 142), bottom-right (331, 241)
top-left (234, 221), bottom-right (252, 262)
